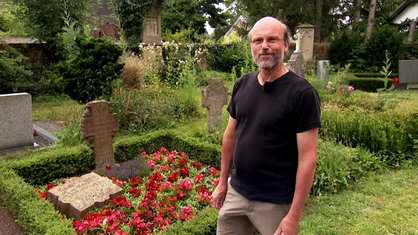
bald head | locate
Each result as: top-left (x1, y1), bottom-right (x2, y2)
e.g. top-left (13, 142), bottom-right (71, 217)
top-left (248, 17), bottom-right (290, 46)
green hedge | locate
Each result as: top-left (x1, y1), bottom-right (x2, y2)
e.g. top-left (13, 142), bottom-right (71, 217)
top-left (0, 167), bottom-right (75, 234)
top-left (348, 77), bottom-right (394, 92)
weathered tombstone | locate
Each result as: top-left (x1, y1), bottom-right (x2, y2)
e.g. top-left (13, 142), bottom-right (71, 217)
top-left (317, 60), bottom-right (330, 81)
top-left (286, 51), bottom-right (305, 78)
top-left (201, 78), bottom-right (228, 131)
top-left (80, 100), bottom-right (119, 169)
top-left (398, 60), bottom-right (418, 90)
top-left (295, 24), bottom-right (315, 62)
top-left (0, 93), bottom-right (33, 151)
top-left (142, 0), bottom-right (162, 44)
top-left (46, 172), bottom-right (123, 220)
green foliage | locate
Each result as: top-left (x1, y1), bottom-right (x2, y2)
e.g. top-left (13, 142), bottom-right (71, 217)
top-left (329, 30), bottom-right (364, 69)
top-left (57, 37), bottom-right (124, 103)
top-left (2, 145), bottom-right (94, 185)
top-left (0, 1), bottom-right (28, 37)
top-left (348, 77), bottom-right (392, 92)
top-left (0, 42), bottom-right (32, 93)
top-left (111, 0), bottom-right (156, 52)
top-left (375, 51), bottom-right (397, 111)
top-left (161, 43), bottom-right (206, 87)
top-left (161, 0), bottom-right (228, 41)
top-left (113, 130), bottom-right (221, 168)
top-left (110, 85), bottom-right (200, 134)
top-left (19, 0), bottom-right (87, 55)
top-left (313, 140), bottom-right (381, 196)
top-left (0, 167), bottom-right (76, 234)
top-left (205, 41), bottom-right (256, 78)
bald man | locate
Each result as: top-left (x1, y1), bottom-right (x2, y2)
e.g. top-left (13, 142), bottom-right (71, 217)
top-left (210, 17), bottom-right (321, 235)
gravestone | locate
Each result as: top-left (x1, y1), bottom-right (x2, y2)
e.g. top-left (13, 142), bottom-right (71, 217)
top-left (0, 93), bottom-right (33, 151)
top-left (286, 51), bottom-right (305, 78)
top-left (398, 60), bottom-right (418, 90)
top-left (142, 0), bottom-right (162, 44)
top-left (201, 77), bottom-right (228, 131)
top-left (46, 172), bottom-right (123, 220)
top-left (80, 100), bottom-right (119, 169)
top-left (317, 60), bottom-right (330, 81)
top-left (295, 24), bottom-right (315, 62)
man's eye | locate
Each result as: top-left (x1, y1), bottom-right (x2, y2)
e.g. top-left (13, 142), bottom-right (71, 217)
top-left (267, 38), bottom-right (278, 43)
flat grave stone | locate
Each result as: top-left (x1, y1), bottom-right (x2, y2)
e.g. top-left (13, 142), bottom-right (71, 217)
top-left (46, 172), bottom-right (123, 220)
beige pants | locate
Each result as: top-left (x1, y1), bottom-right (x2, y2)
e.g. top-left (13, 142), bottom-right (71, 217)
top-left (217, 183), bottom-right (291, 235)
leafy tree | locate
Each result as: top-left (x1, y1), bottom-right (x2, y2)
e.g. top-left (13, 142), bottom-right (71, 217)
top-left (161, 0), bottom-right (228, 42)
top-left (0, 42), bottom-right (32, 94)
top-left (17, 0), bottom-right (87, 55)
top-left (0, 1), bottom-right (27, 37)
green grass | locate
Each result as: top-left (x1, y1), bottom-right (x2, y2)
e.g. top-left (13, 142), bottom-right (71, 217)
top-left (300, 167), bottom-right (418, 234)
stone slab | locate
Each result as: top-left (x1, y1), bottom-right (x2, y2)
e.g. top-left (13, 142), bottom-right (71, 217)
top-left (0, 93), bottom-right (33, 150)
top-left (46, 172), bottom-right (123, 220)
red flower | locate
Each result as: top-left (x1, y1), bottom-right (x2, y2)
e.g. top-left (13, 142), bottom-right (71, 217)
top-left (393, 77), bottom-right (399, 85)
top-left (35, 189), bottom-right (46, 199)
top-left (106, 165), bottom-right (112, 171)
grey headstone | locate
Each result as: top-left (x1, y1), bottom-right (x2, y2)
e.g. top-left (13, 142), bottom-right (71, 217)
top-left (317, 60), bottom-right (330, 81)
top-left (202, 78), bottom-right (228, 131)
top-left (142, 0), bottom-right (162, 44)
top-left (0, 93), bottom-right (33, 150)
top-left (286, 51), bottom-right (305, 78)
top-left (46, 172), bottom-right (123, 220)
top-left (399, 60), bottom-right (418, 89)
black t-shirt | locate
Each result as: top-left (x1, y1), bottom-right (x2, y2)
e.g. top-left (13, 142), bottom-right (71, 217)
top-left (227, 70), bottom-right (321, 204)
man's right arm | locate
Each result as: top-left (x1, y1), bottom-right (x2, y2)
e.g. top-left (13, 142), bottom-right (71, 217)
top-left (210, 116), bottom-right (236, 209)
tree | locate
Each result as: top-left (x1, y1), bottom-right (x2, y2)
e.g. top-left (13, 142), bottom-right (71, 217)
top-left (17, 0), bottom-right (87, 56)
top-left (365, 0), bottom-right (377, 41)
top-left (161, 0), bottom-right (228, 42)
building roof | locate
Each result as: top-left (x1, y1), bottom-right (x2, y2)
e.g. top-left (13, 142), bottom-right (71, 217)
top-left (389, 0), bottom-right (418, 24)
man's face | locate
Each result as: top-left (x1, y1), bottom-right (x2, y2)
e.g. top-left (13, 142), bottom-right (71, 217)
top-left (250, 23), bottom-right (288, 70)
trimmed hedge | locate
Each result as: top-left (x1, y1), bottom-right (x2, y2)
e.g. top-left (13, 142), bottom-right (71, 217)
top-left (348, 77), bottom-right (394, 92)
top-left (0, 167), bottom-right (75, 234)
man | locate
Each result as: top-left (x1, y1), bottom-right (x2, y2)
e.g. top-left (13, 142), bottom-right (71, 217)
top-left (210, 16), bottom-right (321, 235)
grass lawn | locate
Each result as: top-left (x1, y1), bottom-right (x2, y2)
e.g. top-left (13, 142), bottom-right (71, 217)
top-left (300, 167), bottom-right (418, 234)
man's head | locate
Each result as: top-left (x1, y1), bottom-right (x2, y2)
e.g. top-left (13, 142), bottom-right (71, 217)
top-left (248, 17), bottom-right (290, 71)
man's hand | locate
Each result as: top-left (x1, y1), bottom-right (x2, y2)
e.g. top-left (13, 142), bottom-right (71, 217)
top-left (274, 215), bottom-right (299, 235)
top-left (210, 183), bottom-right (227, 210)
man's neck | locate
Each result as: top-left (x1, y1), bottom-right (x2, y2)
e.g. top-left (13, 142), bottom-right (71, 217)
top-left (257, 64), bottom-right (289, 85)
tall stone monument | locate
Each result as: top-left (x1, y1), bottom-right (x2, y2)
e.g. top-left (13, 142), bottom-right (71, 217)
top-left (295, 24), bottom-right (315, 62)
top-left (80, 100), bottom-right (119, 169)
top-left (202, 78), bottom-right (228, 131)
top-left (142, 0), bottom-right (162, 44)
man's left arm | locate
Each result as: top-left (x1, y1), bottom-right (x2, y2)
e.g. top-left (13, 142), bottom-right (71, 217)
top-left (276, 128), bottom-right (319, 235)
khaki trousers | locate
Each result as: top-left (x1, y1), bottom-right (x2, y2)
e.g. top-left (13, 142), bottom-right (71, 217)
top-left (217, 183), bottom-right (291, 235)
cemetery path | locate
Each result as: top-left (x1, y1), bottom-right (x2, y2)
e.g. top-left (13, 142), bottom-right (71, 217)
top-left (0, 199), bottom-right (23, 235)
top-left (0, 120), bottom-right (64, 235)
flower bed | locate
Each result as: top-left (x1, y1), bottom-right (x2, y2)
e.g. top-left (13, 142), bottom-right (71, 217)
top-left (36, 147), bottom-right (220, 234)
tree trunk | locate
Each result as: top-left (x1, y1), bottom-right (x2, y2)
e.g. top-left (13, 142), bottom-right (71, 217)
top-left (314, 0), bottom-right (323, 43)
top-left (354, 0), bottom-right (362, 23)
top-left (365, 0), bottom-right (377, 41)
top-left (408, 16), bottom-right (418, 43)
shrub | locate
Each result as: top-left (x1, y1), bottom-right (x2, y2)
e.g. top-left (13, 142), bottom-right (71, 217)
top-left (57, 36), bottom-right (124, 103)
top-left (0, 42), bottom-right (32, 94)
top-left (329, 30), bottom-right (364, 69)
top-left (120, 55), bottom-right (144, 89)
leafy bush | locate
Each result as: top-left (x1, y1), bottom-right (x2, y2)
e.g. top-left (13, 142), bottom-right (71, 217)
top-left (57, 37), bottom-right (124, 103)
top-left (329, 30), bottom-right (364, 69)
top-left (205, 42), bottom-right (256, 78)
top-left (110, 84), bottom-right (200, 134)
top-left (348, 77), bottom-right (392, 92)
top-left (0, 42), bottom-right (32, 94)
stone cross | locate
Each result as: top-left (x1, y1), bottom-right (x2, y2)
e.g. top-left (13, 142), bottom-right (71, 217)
top-left (202, 77), bottom-right (228, 131)
top-left (80, 100), bottom-right (119, 169)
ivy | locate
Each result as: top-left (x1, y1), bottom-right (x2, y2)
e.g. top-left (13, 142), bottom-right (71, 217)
top-left (111, 0), bottom-right (164, 52)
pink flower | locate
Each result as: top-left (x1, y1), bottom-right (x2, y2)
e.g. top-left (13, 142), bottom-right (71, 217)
top-left (347, 86), bottom-right (355, 92)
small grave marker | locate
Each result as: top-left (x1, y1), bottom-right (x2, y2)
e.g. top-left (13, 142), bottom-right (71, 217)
top-left (286, 51), bottom-right (305, 78)
top-left (46, 172), bottom-right (123, 220)
top-left (80, 100), bottom-right (119, 169)
top-left (202, 77), bottom-right (228, 131)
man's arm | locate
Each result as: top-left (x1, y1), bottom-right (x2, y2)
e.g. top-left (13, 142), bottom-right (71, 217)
top-left (276, 128), bottom-right (319, 235)
top-left (210, 116), bottom-right (237, 209)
